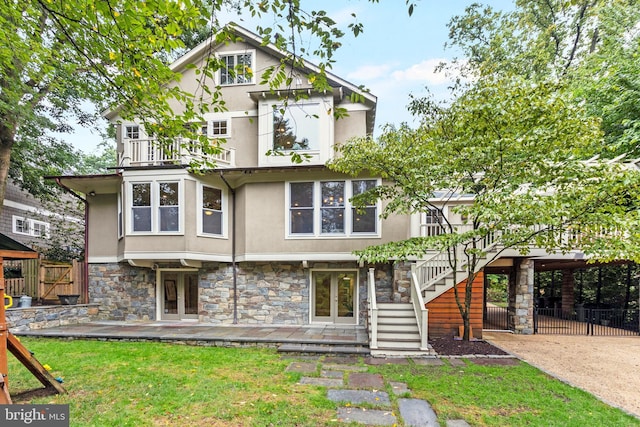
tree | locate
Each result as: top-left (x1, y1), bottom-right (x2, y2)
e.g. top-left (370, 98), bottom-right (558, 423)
top-left (1, 0), bottom-right (416, 208)
top-left (330, 74), bottom-right (640, 340)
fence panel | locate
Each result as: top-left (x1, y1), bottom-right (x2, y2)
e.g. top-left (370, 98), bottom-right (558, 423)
top-left (484, 305), bottom-right (509, 330)
top-left (535, 307), bottom-right (639, 336)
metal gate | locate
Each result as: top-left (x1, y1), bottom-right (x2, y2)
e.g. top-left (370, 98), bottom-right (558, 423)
top-left (534, 307), bottom-right (640, 336)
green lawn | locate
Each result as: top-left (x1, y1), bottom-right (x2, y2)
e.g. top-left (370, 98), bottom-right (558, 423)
top-left (6, 338), bottom-right (639, 426)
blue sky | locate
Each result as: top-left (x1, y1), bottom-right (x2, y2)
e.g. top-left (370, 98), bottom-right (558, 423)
top-left (68, 1), bottom-right (514, 153)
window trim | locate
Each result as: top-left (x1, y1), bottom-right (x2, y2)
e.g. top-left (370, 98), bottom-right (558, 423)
top-left (127, 179), bottom-right (184, 235)
top-left (197, 183), bottom-right (228, 239)
top-left (124, 124), bottom-right (140, 139)
top-left (209, 119), bottom-right (230, 138)
top-left (285, 179), bottom-right (381, 238)
top-left (217, 50), bottom-right (256, 86)
top-left (12, 215), bottom-right (50, 238)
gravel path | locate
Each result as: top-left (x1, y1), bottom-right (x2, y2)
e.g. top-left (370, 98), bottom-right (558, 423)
top-left (484, 332), bottom-right (640, 418)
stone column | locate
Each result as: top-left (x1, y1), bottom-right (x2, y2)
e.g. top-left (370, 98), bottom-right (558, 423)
top-left (561, 270), bottom-right (575, 315)
top-left (509, 258), bottom-right (534, 334)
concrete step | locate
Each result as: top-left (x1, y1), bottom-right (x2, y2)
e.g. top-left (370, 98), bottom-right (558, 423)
top-left (376, 340), bottom-right (421, 350)
top-left (278, 343), bottom-right (370, 355)
top-left (370, 348), bottom-right (436, 358)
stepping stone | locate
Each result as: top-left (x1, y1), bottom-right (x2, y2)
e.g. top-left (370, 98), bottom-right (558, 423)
top-left (412, 358), bottom-right (445, 366)
top-left (286, 362), bottom-right (317, 373)
top-left (447, 358), bottom-right (467, 367)
top-left (348, 373), bottom-right (385, 389)
top-left (321, 370), bottom-right (344, 379)
top-left (323, 364), bottom-right (368, 372)
top-left (323, 356), bottom-right (360, 364)
top-left (446, 420), bottom-right (471, 427)
top-left (389, 381), bottom-right (411, 395)
top-left (398, 398), bottom-right (440, 427)
top-left (327, 389), bottom-right (391, 406)
top-left (298, 377), bottom-right (343, 387)
top-left (337, 407), bottom-right (397, 426)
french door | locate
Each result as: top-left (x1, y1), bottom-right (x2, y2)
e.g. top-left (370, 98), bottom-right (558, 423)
top-left (311, 271), bottom-right (357, 324)
top-left (161, 271), bottom-right (198, 320)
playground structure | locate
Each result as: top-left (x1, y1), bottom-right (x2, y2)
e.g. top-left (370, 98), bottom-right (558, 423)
top-left (0, 236), bottom-right (66, 404)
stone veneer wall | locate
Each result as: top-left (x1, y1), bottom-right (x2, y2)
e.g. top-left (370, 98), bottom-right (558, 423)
top-left (90, 261), bottom-right (369, 325)
top-left (89, 263), bottom-right (156, 321)
top-left (508, 258), bottom-right (534, 334)
top-left (6, 304), bottom-right (100, 332)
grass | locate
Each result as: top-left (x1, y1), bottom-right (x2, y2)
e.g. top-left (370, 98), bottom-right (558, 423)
top-left (6, 338), bottom-right (640, 426)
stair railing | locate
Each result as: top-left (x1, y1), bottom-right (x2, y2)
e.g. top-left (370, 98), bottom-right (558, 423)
top-left (410, 264), bottom-right (430, 350)
top-left (367, 268), bottom-right (378, 349)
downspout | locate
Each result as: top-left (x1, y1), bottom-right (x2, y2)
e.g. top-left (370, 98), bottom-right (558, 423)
top-left (54, 178), bottom-right (89, 304)
top-left (219, 172), bottom-right (238, 324)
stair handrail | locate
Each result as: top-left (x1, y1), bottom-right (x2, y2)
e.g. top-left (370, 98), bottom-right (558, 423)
top-left (410, 264), bottom-right (430, 350)
top-left (367, 268), bottom-right (378, 349)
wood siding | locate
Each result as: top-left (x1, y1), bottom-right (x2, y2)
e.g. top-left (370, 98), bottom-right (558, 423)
top-left (427, 271), bottom-right (484, 339)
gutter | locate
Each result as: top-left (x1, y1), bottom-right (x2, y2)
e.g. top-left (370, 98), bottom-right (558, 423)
top-left (54, 178), bottom-right (89, 304)
top-left (218, 171), bottom-right (238, 324)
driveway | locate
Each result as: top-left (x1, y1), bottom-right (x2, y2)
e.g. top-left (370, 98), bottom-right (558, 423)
top-left (484, 332), bottom-right (640, 418)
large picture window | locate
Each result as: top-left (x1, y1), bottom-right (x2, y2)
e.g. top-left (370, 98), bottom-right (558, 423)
top-left (202, 186), bottom-right (223, 235)
top-left (288, 179), bottom-right (379, 237)
top-left (273, 103), bottom-right (320, 151)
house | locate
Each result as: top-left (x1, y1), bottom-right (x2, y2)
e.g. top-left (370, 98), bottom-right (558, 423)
top-left (51, 24), bottom-right (616, 356)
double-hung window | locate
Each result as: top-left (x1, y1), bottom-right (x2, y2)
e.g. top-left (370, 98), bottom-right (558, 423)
top-left (130, 181), bottom-right (181, 233)
top-left (202, 186), bottom-right (223, 236)
top-left (219, 51), bottom-right (254, 85)
top-left (288, 179), bottom-right (379, 237)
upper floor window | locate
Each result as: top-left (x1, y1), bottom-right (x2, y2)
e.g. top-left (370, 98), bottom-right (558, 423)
top-left (273, 103), bottom-right (320, 151)
top-left (211, 120), bottom-right (229, 137)
top-left (201, 186), bottom-right (223, 236)
top-left (288, 179), bottom-right (379, 237)
top-left (125, 125), bottom-right (140, 139)
top-left (13, 216), bottom-right (50, 238)
top-left (219, 51), bottom-right (254, 85)
top-left (130, 181), bottom-right (181, 234)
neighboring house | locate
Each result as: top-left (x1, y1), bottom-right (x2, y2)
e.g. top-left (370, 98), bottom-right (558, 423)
top-left (1, 179), bottom-right (83, 258)
top-left (52, 24), bottom-right (598, 356)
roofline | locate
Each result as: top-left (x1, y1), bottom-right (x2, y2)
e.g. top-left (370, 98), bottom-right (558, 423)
top-left (103, 22), bottom-right (377, 120)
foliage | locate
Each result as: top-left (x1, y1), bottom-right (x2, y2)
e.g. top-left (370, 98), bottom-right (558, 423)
top-left (9, 339), bottom-right (639, 426)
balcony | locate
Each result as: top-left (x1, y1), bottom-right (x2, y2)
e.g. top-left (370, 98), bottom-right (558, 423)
top-left (120, 138), bottom-right (235, 168)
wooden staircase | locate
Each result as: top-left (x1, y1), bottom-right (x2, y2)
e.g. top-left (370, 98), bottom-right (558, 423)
top-left (366, 230), bottom-right (501, 357)
top-left (369, 303), bottom-right (435, 357)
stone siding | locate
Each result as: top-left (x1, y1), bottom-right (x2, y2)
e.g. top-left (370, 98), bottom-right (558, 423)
top-left (89, 263), bottom-right (156, 321)
top-left (90, 261), bottom-right (369, 325)
top-left (6, 304), bottom-right (99, 332)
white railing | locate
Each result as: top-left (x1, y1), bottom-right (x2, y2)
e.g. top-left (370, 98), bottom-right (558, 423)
top-left (367, 267), bottom-right (379, 349)
top-left (410, 264), bottom-right (429, 350)
top-left (121, 138), bottom-right (236, 168)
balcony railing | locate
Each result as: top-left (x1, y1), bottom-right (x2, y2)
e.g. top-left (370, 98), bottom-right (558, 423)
top-left (120, 138), bottom-right (235, 168)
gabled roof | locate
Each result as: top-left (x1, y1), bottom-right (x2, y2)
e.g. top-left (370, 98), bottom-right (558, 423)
top-left (104, 23), bottom-right (377, 129)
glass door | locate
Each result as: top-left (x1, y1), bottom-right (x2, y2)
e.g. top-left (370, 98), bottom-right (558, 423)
top-left (311, 271), bottom-right (357, 324)
top-left (161, 272), bottom-right (199, 320)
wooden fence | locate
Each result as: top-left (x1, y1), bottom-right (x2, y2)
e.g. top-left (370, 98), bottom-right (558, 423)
top-left (4, 259), bottom-right (86, 304)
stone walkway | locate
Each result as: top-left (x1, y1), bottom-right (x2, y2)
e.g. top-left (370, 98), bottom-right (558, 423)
top-left (285, 355), bottom-right (473, 427)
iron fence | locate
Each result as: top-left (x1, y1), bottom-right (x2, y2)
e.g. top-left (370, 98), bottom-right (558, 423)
top-left (484, 305), bottom-right (509, 330)
top-left (534, 307), bottom-right (639, 336)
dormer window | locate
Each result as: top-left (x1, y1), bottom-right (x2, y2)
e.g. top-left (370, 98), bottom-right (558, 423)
top-left (219, 51), bottom-right (254, 85)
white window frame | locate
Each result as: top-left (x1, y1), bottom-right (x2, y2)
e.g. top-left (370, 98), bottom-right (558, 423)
top-left (197, 183), bottom-right (227, 238)
top-left (127, 179), bottom-right (184, 235)
top-left (124, 124), bottom-right (140, 139)
top-left (12, 215), bottom-right (50, 238)
top-left (209, 119), bottom-right (230, 138)
top-left (117, 185), bottom-right (124, 239)
top-left (218, 50), bottom-right (255, 86)
top-left (285, 179), bottom-right (381, 238)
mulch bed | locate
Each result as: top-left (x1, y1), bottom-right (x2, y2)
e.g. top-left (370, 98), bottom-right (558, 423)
top-left (429, 336), bottom-right (509, 356)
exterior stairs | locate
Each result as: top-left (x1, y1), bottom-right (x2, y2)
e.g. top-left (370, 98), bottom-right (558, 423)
top-left (369, 303), bottom-right (435, 357)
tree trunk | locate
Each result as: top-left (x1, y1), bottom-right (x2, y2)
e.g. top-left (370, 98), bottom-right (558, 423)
top-left (0, 121), bottom-right (16, 213)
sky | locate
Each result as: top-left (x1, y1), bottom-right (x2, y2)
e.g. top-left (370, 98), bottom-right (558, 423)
top-left (68, 1), bottom-right (514, 153)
